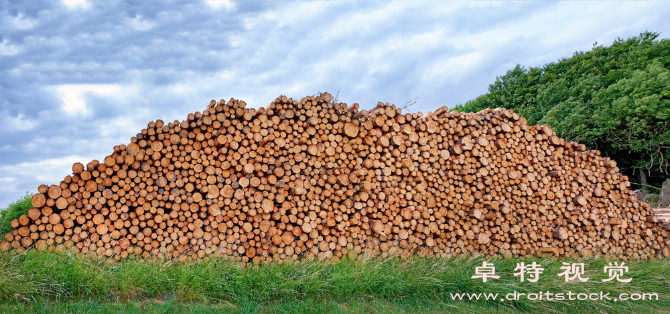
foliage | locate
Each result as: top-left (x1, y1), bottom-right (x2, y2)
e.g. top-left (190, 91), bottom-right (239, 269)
top-left (453, 32), bottom-right (670, 187)
top-left (0, 193), bottom-right (33, 238)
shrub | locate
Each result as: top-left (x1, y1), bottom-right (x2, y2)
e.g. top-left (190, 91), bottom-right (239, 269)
top-left (0, 193), bottom-right (34, 238)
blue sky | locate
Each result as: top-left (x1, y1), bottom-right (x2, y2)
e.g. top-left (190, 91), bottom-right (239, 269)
top-left (1, 0), bottom-right (669, 207)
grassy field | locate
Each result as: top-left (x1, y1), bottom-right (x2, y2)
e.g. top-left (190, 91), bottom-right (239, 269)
top-left (2, 194), bottom-right (670, 313)
top-left (1, 249), bottom-right (669, 313)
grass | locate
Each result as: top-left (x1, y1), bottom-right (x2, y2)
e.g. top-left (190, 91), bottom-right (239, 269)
top-left (0, 193), bottom-right (32, 238)
top-left (0, 249), bottom-right (669, 313)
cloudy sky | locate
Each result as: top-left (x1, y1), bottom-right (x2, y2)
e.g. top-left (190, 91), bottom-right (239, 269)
top-left (1, 0), bottom-right (669, 207)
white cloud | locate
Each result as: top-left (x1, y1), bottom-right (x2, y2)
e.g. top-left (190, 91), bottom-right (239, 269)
top-left (0, 39), bottom-right (23, 56)
top-left (56, 84), bottom-right (123, 115)
top-left (4, 114), bottom-right (37, 132)
top-left (9, 61), bottom-right (125, 77)
top-left (128, 15), bottom-right (155, 31)
top-left (98, 116), bottom-right (143, 139)
top-left (0, 155), bottom-right (90, 185)
top-left (422, 50), bottom-right (489, 84)
top-left (4, 13), bottom-right (37, 30)
top-left (63, 0), bottom-right (89, 9)
top-left (206, 0), bottom-right (233, 11)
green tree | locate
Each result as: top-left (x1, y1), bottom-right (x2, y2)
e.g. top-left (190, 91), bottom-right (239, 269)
top-left (454, 32), bottom-right (670, 187)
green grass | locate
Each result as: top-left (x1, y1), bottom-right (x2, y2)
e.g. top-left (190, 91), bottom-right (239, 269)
top-left (0, 193), bottom-right (32, 238)
top-left (1, 249), bottom-right (669, 313)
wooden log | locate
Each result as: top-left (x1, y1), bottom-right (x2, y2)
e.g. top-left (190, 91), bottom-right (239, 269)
top-left (344, 123), bottom-right (359, 138)
top-left (31, 194), bottom-right (46, 208)
top-left (553, 227), bottom-right (568, 240)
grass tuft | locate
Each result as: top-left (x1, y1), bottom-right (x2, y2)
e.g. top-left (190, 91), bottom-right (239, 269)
top-left (0, 193), bottom-right (33, 238)
top-left (1, 249), bottom-right (670, 313)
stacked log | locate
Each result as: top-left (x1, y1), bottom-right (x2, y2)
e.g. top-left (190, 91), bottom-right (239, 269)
top-left (2, 92), bottom-right (669, 263)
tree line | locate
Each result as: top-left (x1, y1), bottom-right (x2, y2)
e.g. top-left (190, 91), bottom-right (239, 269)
top-left (454, 31), bottom-right (670, 189)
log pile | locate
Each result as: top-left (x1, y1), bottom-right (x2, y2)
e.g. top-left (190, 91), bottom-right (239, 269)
top-left (2, 92), bottom-right (669, 263)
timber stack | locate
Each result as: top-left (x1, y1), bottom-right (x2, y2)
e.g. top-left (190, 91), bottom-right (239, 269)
top-left (2, 92), bottom-right (669, 263)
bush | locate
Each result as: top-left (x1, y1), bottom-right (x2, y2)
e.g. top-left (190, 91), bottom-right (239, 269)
top-left (453, 32), bottom-right (670, 189)
top-left (0, 193), bottom-right (34, 238)
top-left (644, 193), bottom-right (662, 207)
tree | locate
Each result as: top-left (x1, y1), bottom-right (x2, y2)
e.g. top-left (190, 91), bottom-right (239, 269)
top-left (453, 32), bottom-right (670, 187)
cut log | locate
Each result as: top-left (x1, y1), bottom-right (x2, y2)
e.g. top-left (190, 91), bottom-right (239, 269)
top-left (553, 227), bottom-right (568, 240)
top-left (344, 123), bottom-right (359, 138)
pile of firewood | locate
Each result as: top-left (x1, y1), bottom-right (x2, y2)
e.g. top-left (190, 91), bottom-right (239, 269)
top-left (2, 92), bottom-right (668, 263)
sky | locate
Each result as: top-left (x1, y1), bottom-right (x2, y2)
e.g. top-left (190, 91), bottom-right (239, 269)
top-left (1, 0), bottom-right (670, 207)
